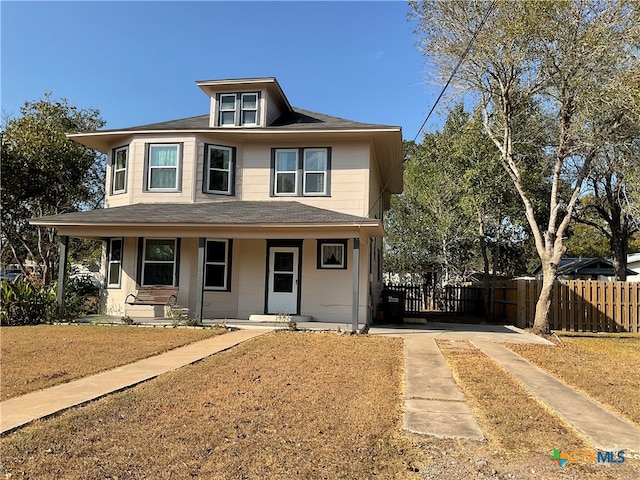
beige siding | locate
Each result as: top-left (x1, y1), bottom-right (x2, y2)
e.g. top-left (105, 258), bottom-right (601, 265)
top-left (300, 239), bottom-right (352, 322)
top-left (105, 136), bottom-right (198, 207)
top-left (241, 141), bottom-right (371, 216)
top-left (368, 153), bottom-right (383, 219)
top-left (236, 239), bottom-right (267, 318)
top-left (265, 91), bottom-right (282, 126)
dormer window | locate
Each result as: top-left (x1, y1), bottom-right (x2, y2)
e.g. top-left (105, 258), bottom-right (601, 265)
top-left (241, 93), bottom-right (258, 125)
top-left (217, 92), bottom-right (260, 127)
top-left (219, 94), bottom-right (236, 126)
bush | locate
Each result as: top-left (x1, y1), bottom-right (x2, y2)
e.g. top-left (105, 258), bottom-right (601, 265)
top-left (1, 276), bottom-right (57, 326)
top-left (0, 272), bottom-right (100, 326)
top-left (63, 273), bottom-right (100, 320)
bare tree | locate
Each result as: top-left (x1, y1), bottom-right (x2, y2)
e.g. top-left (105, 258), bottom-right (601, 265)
top-left (410, 0), bottom-right (639, 333)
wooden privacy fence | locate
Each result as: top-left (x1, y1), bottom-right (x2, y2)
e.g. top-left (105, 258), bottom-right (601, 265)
top-left (384, 280), bottom-right (639, 332)
top-left (493, 280), bottom-right (640, 333)
top-left (383, 283), bottom-right (484, 315)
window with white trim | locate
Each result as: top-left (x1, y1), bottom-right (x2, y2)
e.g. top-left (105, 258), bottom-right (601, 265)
top-left (204, 239), bottom-right (232, 290)
top-left (272, 147), bottom-right (331, 197)
top-left (219, 94), bottom-right (236, 126)
top-left (303, 149), bottom-right (328, 194)
top-left (204, 145), bottom-right (234, 195)
top-left (107, 238), bottom-right (123, 287)
top-left (274, 149), bottom-right (298, 195)
top-left (317, 239), bottom-right (347, 269)
top-left (146, 144), bottom-right (182, 191)
top-left (112, 146), bottom-right (128, 194)
top-left (217, 92), bottom-right (260, 126)
top-left (142, 239), bottom-right (176, 286)
top-left (241, 93), bottom-right (258, 126)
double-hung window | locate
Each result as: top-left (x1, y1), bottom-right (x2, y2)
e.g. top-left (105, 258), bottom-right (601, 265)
top-left (146, 144), bottom-right (182, 191)
top-left (303, 149), bottom-right (328, 195)
top-left (142, 239), bottom-right (177, 286)
top-left (204, 145), bottom-right (234, 195)
top-left (217, 92), bottom-right (260, 126)
top-left (274, 149), bottom-right (298, 195)
top-left (112, 146), bottom-right (128, 194)
top-left (107, 238), bottom-right (123, 287)
top-left (241, 93), bottom-right (258, 125)
top-left (272, 147), bottom-right (331, 197)
top-left (219, 94), bottom-right (237, 126)
top-left (204, 239), bottom-right (232, 290)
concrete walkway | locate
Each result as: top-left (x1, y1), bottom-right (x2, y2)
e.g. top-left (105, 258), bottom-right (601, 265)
top-left (0, 328), bottom-right (270, 434)
top-left (473, 340), bottom-right (640, 453)
top-left (402, 335), bottom-right (484, 440)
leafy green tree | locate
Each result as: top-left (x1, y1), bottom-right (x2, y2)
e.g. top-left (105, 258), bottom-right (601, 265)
top-left (385, 105), bottom-right (532, 298)
top-left (410, 0), bottom-right (639, 333)
top-left (1, 94), bottom-right (105, 283)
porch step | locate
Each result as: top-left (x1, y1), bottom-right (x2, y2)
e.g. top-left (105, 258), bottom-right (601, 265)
top-left (248, 314), bottom-right (313, 323)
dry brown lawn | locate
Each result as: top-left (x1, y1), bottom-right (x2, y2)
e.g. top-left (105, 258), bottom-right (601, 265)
top-left (2, 328), bottom-right (639, 479)
top-left (507, 334), bottom-right (640, 426)
top-left (0, 332), bottom-right (419, 479)
top-left (0, 324), bottom-right (225, 400)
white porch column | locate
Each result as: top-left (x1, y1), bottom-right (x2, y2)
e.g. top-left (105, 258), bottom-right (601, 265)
top-left (195, 237), bottom-right (205, 322)
top-left (56, 235), bottom-right (69, 317)
top-left (352, 237), bottom-right (360, 333)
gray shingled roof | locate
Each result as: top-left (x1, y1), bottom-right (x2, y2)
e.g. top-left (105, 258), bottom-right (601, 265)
top-left (90, 108), bottom-right (396, 134)
top-left (30, 201), bottom-right (378, 226)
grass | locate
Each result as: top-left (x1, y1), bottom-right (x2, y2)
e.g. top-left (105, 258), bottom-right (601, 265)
top-left (2, 327), bottom-right (638, 479)
top-left (0, 324), bottom-right (225, 400)
top-left (507, 334), bottom-right (640, 426)
top-left (0, 332), bottom-right (418, 479)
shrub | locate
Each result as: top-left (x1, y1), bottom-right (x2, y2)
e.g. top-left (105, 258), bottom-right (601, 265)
top-left (0, 272), bottom-right (100, 326)
top-left (62, 273), bottom-right (100, 320)
top-left (0, 276), bottom-right (57, 326)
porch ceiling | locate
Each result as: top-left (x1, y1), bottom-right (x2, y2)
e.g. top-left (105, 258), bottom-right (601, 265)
top-left (29, 201), bottom-right (385, 238)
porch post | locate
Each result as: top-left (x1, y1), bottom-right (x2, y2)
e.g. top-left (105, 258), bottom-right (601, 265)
top-left (195, 237), bottom-right (205, 322)
top-left (56, 235), bottom-right (69, 317)
top-left (352, 237), bottom-right (360, 333)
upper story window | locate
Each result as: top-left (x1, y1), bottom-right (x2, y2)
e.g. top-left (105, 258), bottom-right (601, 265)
top-left (112, 146), bottom-right (128, 194)
top-left (219, 94), bottom-right (237, 126)
top-left (204, 144), bottom-right (235, 195)
top-left (274, 149), bottom-right (298, 196)
top-left (303, 149), bottom-right (328, 195)
top-left (271, 147), bottom-right (331, 197)
top-left (241, 93), bottom-right (258, 125)
top-left (145, 143), bottom-right (182, 192)
top-left (217, 92), bottom-right (260, 127)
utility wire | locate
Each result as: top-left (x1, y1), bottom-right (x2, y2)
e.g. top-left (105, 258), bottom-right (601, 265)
top-left (412, 0), bottom-right (498, 143)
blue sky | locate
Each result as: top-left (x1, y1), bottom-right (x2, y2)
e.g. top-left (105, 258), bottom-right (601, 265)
top-left (2, 1), bottom-right (444, 140)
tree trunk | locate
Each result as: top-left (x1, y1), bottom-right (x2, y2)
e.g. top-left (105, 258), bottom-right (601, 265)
top-left (610, 232), bottom-right (629, 281)
top-left (477, 214), bottom-right (492, 318)
top-left (532, 261), bottom-right (557, 335)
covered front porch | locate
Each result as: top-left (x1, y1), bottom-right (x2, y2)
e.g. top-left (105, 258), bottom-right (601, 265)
top-left (31, 201), bottom-right (385, 331)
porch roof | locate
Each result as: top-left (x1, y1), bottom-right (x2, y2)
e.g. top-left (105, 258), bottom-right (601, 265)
top-left (29, 201), bottom-right (385, 237)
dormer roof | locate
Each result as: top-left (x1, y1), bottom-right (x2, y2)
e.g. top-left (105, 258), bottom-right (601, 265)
top-left (196, 77), bottom-right (292, 114)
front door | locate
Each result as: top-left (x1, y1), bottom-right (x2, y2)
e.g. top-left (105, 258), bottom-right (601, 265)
top-left (267, 247), bottom-right (299, 314)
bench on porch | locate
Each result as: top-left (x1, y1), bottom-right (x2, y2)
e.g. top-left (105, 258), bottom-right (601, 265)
top-left (125, 287), bottom-right (178, 306)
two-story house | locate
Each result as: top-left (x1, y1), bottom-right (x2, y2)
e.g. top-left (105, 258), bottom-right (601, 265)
top-left (30, 78), bottom-right (403, 326)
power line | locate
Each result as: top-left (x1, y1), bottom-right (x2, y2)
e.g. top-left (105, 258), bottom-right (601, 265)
top-left (412, 0), bottom-right (498, 143)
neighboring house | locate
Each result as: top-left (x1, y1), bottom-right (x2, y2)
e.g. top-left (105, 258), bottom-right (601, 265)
top-left (30, 78), bottom-right (403, 325)
top-left (624, 253), bottom-right (640, 282)
top-left (532, 257), bottom-right (637, 281)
